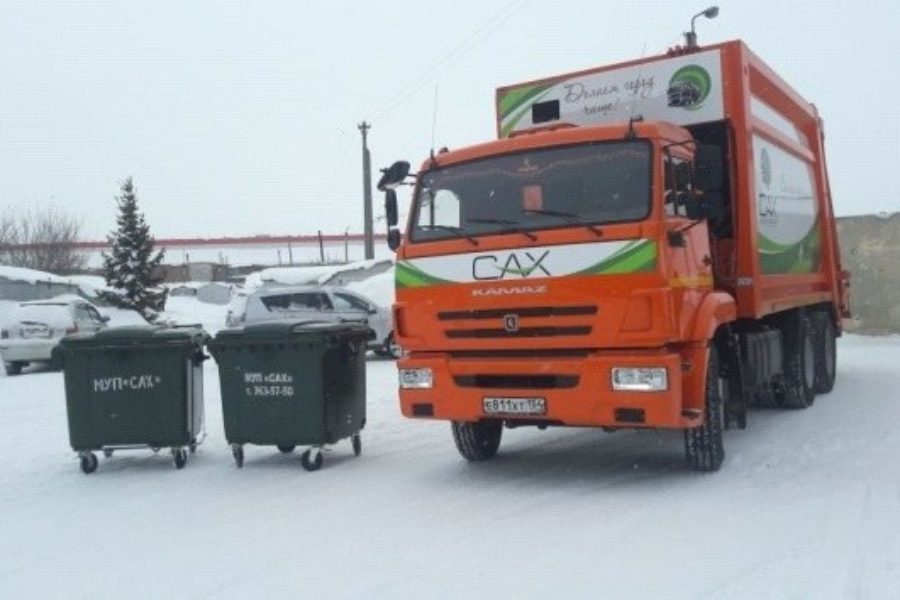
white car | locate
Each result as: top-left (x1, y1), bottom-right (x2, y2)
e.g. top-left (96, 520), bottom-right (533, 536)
top-left (0, 296), bottom-right (109, 375)
top-left (227, 285), bottom-right (400, 358)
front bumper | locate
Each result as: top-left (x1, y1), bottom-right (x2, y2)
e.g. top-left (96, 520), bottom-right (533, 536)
top-left (398, 348), bottom-right (706, 429)
top-left (0, 338), bottom-right (58, 363)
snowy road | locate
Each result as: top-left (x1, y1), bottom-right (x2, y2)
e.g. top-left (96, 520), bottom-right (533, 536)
top-left (1, 335), bottom-right (898, 599)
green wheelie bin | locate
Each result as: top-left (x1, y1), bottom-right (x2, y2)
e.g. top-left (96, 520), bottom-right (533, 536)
top-left (59, 325), bottom-right (208, 474)
top-left (208, 320), bottom-right (369, 471)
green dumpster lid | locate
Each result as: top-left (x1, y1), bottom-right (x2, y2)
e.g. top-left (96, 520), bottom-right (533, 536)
top-left (214, 319), bottom-right (370, 341)
top-left (60, 324), bottom-right (208, 347)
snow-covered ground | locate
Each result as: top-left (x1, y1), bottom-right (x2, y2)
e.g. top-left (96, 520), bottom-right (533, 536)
top-left (0, 324), bottom-right (898, 598)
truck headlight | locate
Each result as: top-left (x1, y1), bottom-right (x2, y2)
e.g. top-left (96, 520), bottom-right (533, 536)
top-left (611, 367), bottom-right (668, 392)
top-left (399, 368), bottom-right (433, 389)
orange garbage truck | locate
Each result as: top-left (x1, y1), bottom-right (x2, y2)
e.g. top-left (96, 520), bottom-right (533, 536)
top-left (377, 39), bottom-right (850, 471)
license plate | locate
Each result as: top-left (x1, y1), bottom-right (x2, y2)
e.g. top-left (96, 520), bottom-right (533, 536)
top-left (482, 397), bottom-right (546, 416)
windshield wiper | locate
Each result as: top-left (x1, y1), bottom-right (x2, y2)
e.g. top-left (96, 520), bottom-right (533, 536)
top-left (467, 218), bottom-right (538, 241)
top-left (522, 209), bottom-right (603, 237)
top-left (419, 224), bottom-right (479, 246)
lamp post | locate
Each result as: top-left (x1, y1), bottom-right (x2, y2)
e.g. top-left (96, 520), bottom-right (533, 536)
top-left (684, 6), bottom-right (719, 49)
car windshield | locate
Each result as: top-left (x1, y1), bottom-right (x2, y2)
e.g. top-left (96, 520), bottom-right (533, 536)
top-left (410, 141), bottom-right (651, 242)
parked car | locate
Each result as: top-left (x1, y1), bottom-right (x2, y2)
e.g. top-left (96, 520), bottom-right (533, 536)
top-left (226, 286), bottom-right (401, 358)
top-left (0, 296), bottom-right (110, 375)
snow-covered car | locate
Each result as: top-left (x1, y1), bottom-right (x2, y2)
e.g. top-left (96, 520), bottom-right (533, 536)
top-left (227, 286), bottom-right (400, 358)
top-left (0, 296), bottom-right (110, 375)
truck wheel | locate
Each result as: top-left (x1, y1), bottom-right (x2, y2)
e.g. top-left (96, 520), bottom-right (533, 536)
top-left (778, 311), bottom-right (816, 409)
top-left (451, 420), bottom-right (502, 462)
top-left (684, 346), bottom-right (726, 472)
top-left (385, 332), bottom-right (403, 359)
top-left (812, 311), bottom-right (837, 394)
top-left (4, 362), bottom-right (23, 376)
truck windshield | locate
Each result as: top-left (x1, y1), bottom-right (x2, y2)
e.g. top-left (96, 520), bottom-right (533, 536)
top-left (410, 141), bottom-right (651, 242)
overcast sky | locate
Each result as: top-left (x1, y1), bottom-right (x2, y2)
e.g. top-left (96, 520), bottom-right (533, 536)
top-left (1, 0), bottom-right (898, 240)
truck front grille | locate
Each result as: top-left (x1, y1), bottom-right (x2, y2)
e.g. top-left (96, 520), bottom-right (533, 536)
top-left (453, 374), bottom-right (580, 389)
top-left (439, 304), bottom-right (596, 340)
top-left (438, 305), bottom-right (597, 320)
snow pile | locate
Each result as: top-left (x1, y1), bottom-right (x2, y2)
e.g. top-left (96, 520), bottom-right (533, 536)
top-left (346, 266), bottom-right (395, 308)
top-left (0, 265), bottom-right (74, 286)
top-left (0, 292), bottom-right (147, 330)
top-left (66, 274), bottom-right (111, 295)
top-left (244, 259), bottom-right (391, 291)
top-left (0, 265), bottom-right (97, 297)
top-left (157, 296), bottom-right (230, 334)
top-left (6, 302), bottom-right (73, 329)
top-left (98, 306), bottom-right (149, 327)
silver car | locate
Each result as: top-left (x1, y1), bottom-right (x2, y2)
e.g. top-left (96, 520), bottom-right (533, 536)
top-left (1, 297), bottom-right (109, 375)
top-left (227, 285), bottom-right (400, 358)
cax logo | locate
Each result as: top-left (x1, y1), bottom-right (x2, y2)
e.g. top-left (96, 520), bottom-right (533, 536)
top-left (472, 250), bottom-right (550, 281)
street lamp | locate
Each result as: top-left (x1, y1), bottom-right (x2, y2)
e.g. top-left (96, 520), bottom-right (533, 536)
top-left (684, 6), bottom-right (719, 49)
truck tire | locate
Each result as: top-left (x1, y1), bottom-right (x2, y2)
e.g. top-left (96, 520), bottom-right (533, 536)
top-left (451, 420), bottom-right (502, 462)
top-left (684, 346), bottom-right (725, 472)
top-left (812, 311), bottom-right (837, 394)
top-left (384, 332), bottom-right (403, 359)
top-left (777, 311), bottom-right (816, 409)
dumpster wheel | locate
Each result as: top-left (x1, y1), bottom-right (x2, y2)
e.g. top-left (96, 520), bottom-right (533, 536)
top-left (301, 448), bottom-right (324, 471)
top-left (231, 444), bottom-right (244, 468)
top-left (103, 448), bottom-right (114, 459)
top-left (352, 434), bottom-right (362, 457)
top-left (277, 445), bottom-right (296, 454)
top-left (79, 452), bottom-right (98, 474)
top-left (172, 447), bottom-right (188, 470)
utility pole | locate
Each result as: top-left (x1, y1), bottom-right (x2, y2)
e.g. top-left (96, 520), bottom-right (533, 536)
top-left (359, 121), bottom-right (374, 260)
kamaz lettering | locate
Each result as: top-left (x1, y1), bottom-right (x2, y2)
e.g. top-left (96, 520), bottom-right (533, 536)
top-left (471, 285), bottom-right (548, 297)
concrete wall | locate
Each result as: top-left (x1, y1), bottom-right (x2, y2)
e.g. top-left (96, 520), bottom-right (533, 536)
top-left (837, 213), bottom-right (900, 333)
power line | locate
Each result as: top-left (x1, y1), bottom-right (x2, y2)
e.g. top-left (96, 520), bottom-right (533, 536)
top-left (366, 0), bottom-right (530, 122)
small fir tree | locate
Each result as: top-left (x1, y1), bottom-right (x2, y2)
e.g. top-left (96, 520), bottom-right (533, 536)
top-left (102, 178), bottom-right (165, 318)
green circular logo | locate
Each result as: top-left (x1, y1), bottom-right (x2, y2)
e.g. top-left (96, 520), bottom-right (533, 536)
top-left (667, 65), bottom-right (712, 111)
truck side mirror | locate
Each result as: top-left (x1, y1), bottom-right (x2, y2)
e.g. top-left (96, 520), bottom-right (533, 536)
top-left (694, 144), bottom-right (723, 191)
top-left (387, 229), bottom-right (401, 251)
top-left (684, 191), bottom-right (725, 222)
top-left (385, 189), bottom-right (398, 227)
top-left (377, 161), bottom-right (411, 191)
